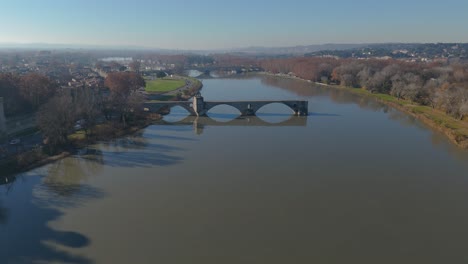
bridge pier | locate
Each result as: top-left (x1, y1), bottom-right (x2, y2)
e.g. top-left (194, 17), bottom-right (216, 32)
top-left (290, 101), bottom-right (309, 116)
top-left (193, 93), bottom-right (207, 116)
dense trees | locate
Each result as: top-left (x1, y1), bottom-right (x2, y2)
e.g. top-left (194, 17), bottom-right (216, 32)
top-left (104, 72), bottom-right (146, 127)
top-left (0, 73), bottom-right (23, 116)
top-left (36, 87), bottom-right (101, 150)
top-left (36, 70), bottom-right (147, 150)
top-left (19, 73), bottom-right (57, 110)
top-left (261, 57), bottom-right (340, 82)
top-left (1, 69), bottom-right (148, 150)
top-left (262, 57), bottom-right (468, 120)
top-left (38, 94), bottom-right (76, 149)
top-left (73, 87), bottom-right (102, 136)
top-left (0, 73), bottom-right (56, 115)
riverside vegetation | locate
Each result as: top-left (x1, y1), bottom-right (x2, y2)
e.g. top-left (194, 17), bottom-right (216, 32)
top-left (1, 69), bottom-right (204, 174)
top-left (261, 57), bottom-right (468, 148)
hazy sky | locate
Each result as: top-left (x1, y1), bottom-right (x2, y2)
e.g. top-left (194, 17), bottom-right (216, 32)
top-left (1, 0), bottom-right (467, 50)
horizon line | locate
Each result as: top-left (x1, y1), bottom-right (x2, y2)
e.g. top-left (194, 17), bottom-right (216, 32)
top-left (1, 41), bottom-right (467, 52)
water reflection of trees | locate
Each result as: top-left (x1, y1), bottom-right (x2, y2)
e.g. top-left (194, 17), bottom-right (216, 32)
top-left (0, 147), bottom-right (106, 262)
top-left (93, 133), bottom-right (184, 168)
top-left (43, 148), bottom-right (104, 199)
top-left (0, 200), bottom-right (7, 224)
top-left (0, 174), bottom-right (17, 225)
top-left (0, 131), bottom-right (187, 263)
top-left (388, 107), bottom-right (468, 166)
top-left (0, 171), bottom-right (97, 263)
top-left (260, 74), bottom-right (468, 162)
top-left (260, 75), bottom-right (384, 112)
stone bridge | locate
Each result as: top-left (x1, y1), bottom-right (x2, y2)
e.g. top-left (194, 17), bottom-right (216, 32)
top-left (143, 101), bottom-right (196, 115)
top-left (143, 94), bottom-right (308, 117)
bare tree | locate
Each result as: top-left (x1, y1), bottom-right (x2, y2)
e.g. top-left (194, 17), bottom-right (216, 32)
top-left (437, 86), bottom-right (468, 119)
top-left (129, 60), bottom-right (141, 73)
top-left (357, 67), bottom-right (373, 89)
top-left (0, 73), bottom-right (24, 115)
top-left (104, 72), bottom-right (146, 127)
top-left (331, 61), bottom-right (364, 87)
top-left (38, 94), bottom-right (76, 150)
top-left (460, 101), bottom-right (468, 120)
top-left (403, 73), bottom-right (423, 101)
top-left (421, 79), bottom-right (440, 108)
top-left (74, 87), bottom-right (102, 137)
top-left (390, 74), bottom-right (405, 99)
top-left (20, 73), bottom-right (57, 110)
top-left (369, 64), bottom-right (401, 93)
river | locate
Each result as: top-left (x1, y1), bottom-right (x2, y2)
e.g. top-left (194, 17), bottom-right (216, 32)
top-left (1, 74), bottom-right (468, 263)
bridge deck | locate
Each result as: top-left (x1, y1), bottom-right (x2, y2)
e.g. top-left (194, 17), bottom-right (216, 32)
top-left (144, 99), bottom-right (308, 116)
top-left (202, 100), bottom-right (305, 103)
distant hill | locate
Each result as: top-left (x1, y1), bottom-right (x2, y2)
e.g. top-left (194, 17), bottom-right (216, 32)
top-left (2, 42), bottom-right (466, 59)
top-left (232, 44), bottom-right (369, 55)
top-left (305, 43), bottom-right (468, 60)
top-left (0, 42), bottom-right (370, 55)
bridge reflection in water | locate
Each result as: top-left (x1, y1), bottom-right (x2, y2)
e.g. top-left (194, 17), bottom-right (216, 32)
top-left (156, 115), bottom-right (307, 135)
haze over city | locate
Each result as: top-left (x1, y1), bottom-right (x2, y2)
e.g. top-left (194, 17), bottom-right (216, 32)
top-left (1, 0), bottom-right (468, 50)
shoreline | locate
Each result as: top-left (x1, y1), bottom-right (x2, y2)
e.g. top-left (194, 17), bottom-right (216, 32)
top-left (259, 72), bottom-right (468, 149)
top-left (1, 75), bottom-right (204, 178)
top-left (3, 72), bottom-right (466, 179)
top-left (320, 84), bottom-right (468, 149)
top-left (0, 115), bottom-right (162, 178)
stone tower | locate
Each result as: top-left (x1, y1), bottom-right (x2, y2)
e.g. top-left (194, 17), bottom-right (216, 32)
top-left (193, 92), bottom-right (206, 116)
top-left (0, 97), bottom-right (5, 133)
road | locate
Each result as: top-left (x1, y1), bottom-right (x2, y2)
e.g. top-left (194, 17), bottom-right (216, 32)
top-left (0, 131), bottom-right (43, 160)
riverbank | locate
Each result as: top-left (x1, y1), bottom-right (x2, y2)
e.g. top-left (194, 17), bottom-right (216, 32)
top-left (0, 75), bottom-right (203, 177)
top-left (0, 113), bottom-right (163, 177)
top-left (340, 86), bottom-right (468, 148)
top-left (260, 72), bottom-right (468, 149)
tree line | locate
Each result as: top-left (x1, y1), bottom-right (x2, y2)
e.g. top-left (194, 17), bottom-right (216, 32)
top-left (38, 71), bottom-right (146, 150)
top-left (1, 71), bottom-right (146, 151)
top-left (0, 73), bottom-right (57, 116)
top-left (261, 58), bottom-right (468, 120)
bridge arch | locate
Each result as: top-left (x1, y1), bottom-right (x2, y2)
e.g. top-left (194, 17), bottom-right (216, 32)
top-left (173, 103), bottom-right (195, 115)
top-left (204, 102), bottom-right (243, 114)
top-left (254, 102), bottom-right (297, 123)
top-left (162, 105), bottom-right (195, 123)
top-left (144, 99), bottom-right (308, 117)
top-left (205, 103), bottom-right (242, 122)
top-left (143, 101), bottom-right (197, 116)
top-left (253, 102), bottom-right (299, 115)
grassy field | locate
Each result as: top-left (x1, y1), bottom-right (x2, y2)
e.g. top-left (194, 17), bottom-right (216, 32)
top-left (145, 78), bottom-right (185, 93)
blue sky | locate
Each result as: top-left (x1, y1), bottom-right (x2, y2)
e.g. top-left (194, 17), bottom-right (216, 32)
top-left (0, 0), bottom-right (467, 50)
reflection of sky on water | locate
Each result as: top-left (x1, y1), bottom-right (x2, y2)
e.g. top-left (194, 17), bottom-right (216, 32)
top-left (161, 105), bottom-right (192, 123)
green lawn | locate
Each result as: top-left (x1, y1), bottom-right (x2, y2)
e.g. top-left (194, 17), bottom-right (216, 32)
top-left (145, 78), bottom-right (185, 93)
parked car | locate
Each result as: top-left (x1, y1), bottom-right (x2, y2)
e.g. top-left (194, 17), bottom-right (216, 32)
top-left (74, 119), bottom-right (86, 130)
top-left (9, 138), bottom-right (21, 145)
